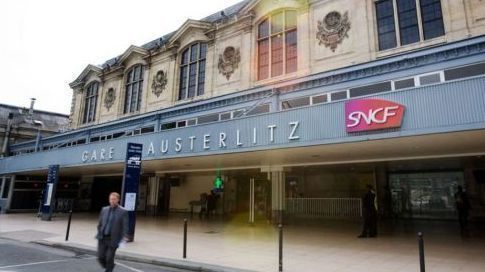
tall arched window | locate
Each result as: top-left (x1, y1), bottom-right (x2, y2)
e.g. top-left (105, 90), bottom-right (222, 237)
top-left (82, 81), bottom-right (99, 124)
top-left (178, 43), bottom-right (207, 100)
top-left (258, 10), bottom-right (297, 80)
top-left (124, 65), bottom-right (144, 113)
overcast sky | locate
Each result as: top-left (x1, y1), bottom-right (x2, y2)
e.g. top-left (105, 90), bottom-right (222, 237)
top-left (0, 0), bottom-right (243, 114)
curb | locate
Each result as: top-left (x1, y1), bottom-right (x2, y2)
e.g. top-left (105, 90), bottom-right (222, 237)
top-left (33, 240), bottom-right (255, 272)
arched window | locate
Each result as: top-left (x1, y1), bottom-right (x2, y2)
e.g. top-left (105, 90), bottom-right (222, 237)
top-left (82, 81), bottom-right (99, 124)
top-left (258, 10), bottom-right (297, 80)
top-left (178, 43), bottom-right (207, 100)
top-left (124, 65), bottom-right (144, 113)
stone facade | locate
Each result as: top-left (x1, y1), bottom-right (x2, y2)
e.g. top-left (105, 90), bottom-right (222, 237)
top-left (68, 0), bottom-right (485, 130)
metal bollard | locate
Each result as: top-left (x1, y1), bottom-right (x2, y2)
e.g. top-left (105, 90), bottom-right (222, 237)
top-left (418, 232), bottom-right (425, 272)
top-left (279, 224), bottom-right (283, 272)
top-left (183, 218), bottom-right (187, 259)
top-left (65, 210), bottom-right (73, 241)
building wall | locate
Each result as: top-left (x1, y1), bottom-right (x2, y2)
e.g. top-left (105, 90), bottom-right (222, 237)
top-left (66, 0), bottom-right (485, 129)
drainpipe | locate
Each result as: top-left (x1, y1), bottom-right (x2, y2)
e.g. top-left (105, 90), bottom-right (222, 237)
top-left (1, 113), bottom-right (14, 157)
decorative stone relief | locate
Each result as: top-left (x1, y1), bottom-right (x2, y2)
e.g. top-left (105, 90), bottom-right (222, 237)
top-left (151, 70), bottom-right (168, 97)
top-left (104, 88), bottom-right (116, 111)
top-left (218, 46), bottom-right (241, 80)
top-left (316, 11), bottom-right (351, 52)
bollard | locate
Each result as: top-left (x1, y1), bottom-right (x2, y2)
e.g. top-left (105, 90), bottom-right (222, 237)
top-left (418, 232), bottom-right (425, 272)
top-left (183, 218), bottom-right (188, 259)
top-left (279, 224), bottom-right (283, 272)
top-left (65, 210), bottom-right (73, 241)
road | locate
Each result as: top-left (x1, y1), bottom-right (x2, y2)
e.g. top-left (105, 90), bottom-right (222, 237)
top-left (0, 238), bottom-right (189, 272)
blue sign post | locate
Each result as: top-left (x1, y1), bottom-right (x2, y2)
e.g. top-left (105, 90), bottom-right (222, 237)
top-left (41, 164), bottom-right (59, 221)
top-left (121, 143), bottom-right (143, 242)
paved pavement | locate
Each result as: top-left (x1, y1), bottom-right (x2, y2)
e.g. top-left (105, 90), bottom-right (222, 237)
top-left (1, 212), bottom-right (485, 271)
top-left (0, 238), bottom-right (189, 272)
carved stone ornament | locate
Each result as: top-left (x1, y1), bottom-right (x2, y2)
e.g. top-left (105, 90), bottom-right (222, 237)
top-left (104, 88), bottom-right (116, 111)
top-left (218, 46), bottom-right (241, 80)
top-left (151, 70), bottom-right (168, 97)
top-left (316, 11), bottom-right (351, 52)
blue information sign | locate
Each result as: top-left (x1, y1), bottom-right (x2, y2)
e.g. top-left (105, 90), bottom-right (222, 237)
top-left (41, 164), bottom-right (59, 221)
top-left (121, 143), bottom-right (143, 241)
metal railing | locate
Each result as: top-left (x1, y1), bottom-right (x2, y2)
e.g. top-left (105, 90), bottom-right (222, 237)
top-left (285, 198), bottom-right (362, 218)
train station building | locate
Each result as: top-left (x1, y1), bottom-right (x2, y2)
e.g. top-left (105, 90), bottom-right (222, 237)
top-left (1, 0), bottom-right (485, 227)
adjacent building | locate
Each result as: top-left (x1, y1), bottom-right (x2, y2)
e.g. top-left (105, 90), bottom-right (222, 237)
top-left (1, 0), bottom-right (485, 224)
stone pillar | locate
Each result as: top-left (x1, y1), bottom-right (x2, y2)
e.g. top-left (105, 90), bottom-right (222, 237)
top-left (146, 176), bottom-right (159, 216)
top-left (374, 165), bottom-right (389, 218)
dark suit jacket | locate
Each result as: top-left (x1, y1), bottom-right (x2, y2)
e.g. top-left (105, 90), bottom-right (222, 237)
top-left (96, 205), bottom-right (129, 247)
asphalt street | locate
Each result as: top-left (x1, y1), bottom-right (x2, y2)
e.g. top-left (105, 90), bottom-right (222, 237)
top-left (0, 238), bottom-right (189, 272)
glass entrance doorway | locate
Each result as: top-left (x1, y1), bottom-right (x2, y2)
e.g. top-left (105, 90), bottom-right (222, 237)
top-left (389, 171), bottom-right (464, 219)
top-left (231, 172), bottom-right (271, 223)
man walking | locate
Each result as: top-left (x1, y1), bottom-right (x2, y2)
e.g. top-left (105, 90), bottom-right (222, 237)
top-left (358, 184), bottom-right (377, 238)
top-left (96, 192), bottom-right (129, 272)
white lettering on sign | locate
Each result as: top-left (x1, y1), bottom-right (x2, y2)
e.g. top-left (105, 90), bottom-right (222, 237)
top-left (347, 106), bottom-right (399, 128)
top-left (82, 147), bottom-right (115, 162)
top-left (82, 121), bottom-right (302, 162)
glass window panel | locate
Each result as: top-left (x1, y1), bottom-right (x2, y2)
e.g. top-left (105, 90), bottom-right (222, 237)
top-left (349, 81), bottom-right (392, 97)
top-left (181, 48), bottom-right (189, 64)
top-left (197, 60), bottom-right (206, 96)
top-left (188, 63), bottom-right (197, 98)
top-left (190, 44), bottom-right (199, 62)
top-left (187, 119), bottom-right (197, 126)
top-left (394, 78), bottom-right (415, 90)
top-left (271, 35), bottom-right (283, 77)
top-left (285, 29), bottom-right (297, 73)
top-left (199, 43), bottom-right (207, 59)
top-left (419, 73), bottom-right (441, 85)
top-left (247, 104), bottom-right (270, 116)
top-left (312, 94), bottom-right (328, 104)
top-left (258, 39), bottom-right (270, 80)
top-left (444, 62), bottom-right (485, 81)
top-left (179, 66), bottom-right (188, 100)
top-left (220, 112), bottom-right (231, 120)
top-left (258, 19), bottom-right (269, 39)
top-left (330, 91), bottom-right (347, 101)
top-left (397, 0), bottom-right (419, 45)
top-left (420, 0), bottom-right (445, 40)
top-left (376, 0), bottom-right (397, 50)
top-left (161, 122), bottom-right (177, 130)
top-left (281, 96), bottom-right (310, 110)
top-left (197, 113), bottom-right (220, 124)
top-left (271, 12), bottom-right (284, 34)
top-left (177, 121), bottom-right (187, 128)
top-left (285, 10), bottom-right (297, 29)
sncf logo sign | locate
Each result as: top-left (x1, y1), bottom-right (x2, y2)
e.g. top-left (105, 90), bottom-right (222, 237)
top-left (345, 99), bottom-right (405, 133)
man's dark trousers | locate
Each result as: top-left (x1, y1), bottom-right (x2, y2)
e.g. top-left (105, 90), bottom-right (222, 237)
top-left (98, 236), bottom-right (117, 272)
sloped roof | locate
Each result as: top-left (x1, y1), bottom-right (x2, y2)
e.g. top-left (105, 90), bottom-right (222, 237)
top-left (99, 0), bottom-right (250, 69)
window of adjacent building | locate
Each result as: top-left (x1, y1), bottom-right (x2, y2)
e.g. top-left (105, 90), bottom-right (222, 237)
top-left (179, 43), bottom-right (207, 100)
top-left (375, 0), bottom-right (444, 51)
top-left (258, 10), bottom-right (297, 80)
top-left (82, 81), bottom-right (99, 124)
top-left (124, 65), bottom-right (144, 113)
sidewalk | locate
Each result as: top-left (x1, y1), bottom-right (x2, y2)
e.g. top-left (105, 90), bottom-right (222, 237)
top-left (1, 212), bottom-right (484, 272)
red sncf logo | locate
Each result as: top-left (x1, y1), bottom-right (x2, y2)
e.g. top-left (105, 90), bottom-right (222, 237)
top-left (345, 99), bottom-right (405, 133)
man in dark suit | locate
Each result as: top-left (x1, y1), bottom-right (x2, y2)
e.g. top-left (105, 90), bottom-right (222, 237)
top-left (96, 192), bottom-right (129, 272)
top-left (358, 184), bottom-right (378, 238)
